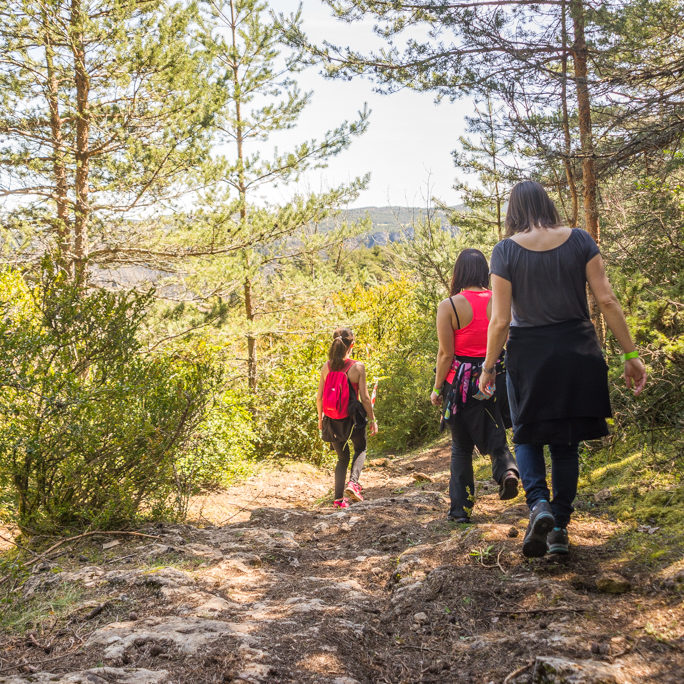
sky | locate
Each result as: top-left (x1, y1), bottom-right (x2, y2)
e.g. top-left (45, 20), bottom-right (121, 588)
top-left (259, 1), bottom-right (475, 209)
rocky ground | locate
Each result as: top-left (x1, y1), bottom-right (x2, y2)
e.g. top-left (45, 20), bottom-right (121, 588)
top-left (0, 440), bottom-right (682, 683)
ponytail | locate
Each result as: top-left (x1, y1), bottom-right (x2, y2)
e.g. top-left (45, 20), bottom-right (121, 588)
top-left (328, 327), bottom-right (354, 371)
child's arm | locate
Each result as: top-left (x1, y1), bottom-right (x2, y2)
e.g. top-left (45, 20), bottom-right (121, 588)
top-left (357, 363), bottom-right (378, 435)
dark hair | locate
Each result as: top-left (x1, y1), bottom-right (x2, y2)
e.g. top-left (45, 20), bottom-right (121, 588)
top-left (328, 327), bottom-right (354, 371)
top-left (450, 249), bottom-right (489, 295)
top-left (505, 181), bottom-right (561, 236)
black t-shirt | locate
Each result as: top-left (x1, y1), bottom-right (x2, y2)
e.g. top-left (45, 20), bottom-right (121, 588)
top-left (489, 228), bottom-right (600, 327)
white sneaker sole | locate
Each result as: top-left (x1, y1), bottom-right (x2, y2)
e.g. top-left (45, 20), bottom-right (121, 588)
top-left (344, 486), bottom-right (363, 502)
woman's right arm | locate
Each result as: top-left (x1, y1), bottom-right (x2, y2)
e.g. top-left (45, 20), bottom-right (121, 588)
top-left (479, 274), bottom-right (512, 395)
top-left (586, 254), bottom-right (647, 395)
top-left (431, 299), bottom-right (455, 406)
top-left (316, 366), bottom-right (326, 430)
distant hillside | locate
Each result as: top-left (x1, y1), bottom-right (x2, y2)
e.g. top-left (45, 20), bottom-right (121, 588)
top-left (321, 205), bottom-right (461, 246)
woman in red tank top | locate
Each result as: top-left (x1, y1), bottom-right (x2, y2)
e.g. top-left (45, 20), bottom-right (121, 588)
top-left (430, 249), bottom-right (519, 523)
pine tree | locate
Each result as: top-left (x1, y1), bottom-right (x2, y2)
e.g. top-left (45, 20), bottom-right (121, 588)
top-left (290, 0), bottom-right (682, 246)
top-left (452, 97), bottom-right (517, 241)
top-left (0, 0), bottom-right (219, 283)
top-left (196, 0), bottom-right (369, 390)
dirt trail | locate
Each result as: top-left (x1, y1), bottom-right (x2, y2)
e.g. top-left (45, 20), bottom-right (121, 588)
top-left (1, 441), bottom-right (682, 683)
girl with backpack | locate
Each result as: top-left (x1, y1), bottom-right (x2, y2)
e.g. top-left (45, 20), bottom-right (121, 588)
top-left (431, 249), bottom-right (520, 523)
top-left (317, 328), bottom-right (378, 508)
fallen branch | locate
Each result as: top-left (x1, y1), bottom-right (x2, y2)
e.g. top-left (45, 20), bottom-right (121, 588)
top-left (0, 530), bottom-right (160, 587)
top-left (503, 661), bottom-right (534, 684)
top-left (398, 644), bottom-right (448, 656)
top-left (496, 548), bottom-right (507, 575)
top-left (84, 602), bottom-right (109, 620)
top-left (0, 532), bottom-right (39, 558)
top-left (23, 530), bottom-right (160, 570)
top-left (486, 606), bottom-right (588, 615)
top-left (217, 489), bottom-right (264, 525)
top-left (0, 646), bottom-right (84, 675)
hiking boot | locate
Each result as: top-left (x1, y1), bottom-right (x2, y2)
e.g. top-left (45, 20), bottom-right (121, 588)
top-left (446, 514), bottom-right (471, 524)
top-left (344, 481), bottom-right (363, 502)
top-left (522, 500), bottom-right (555, 558)
top-left (333, 498), bottom-right (350, 509)
top-left (547, 527), bottom-right (569, 555)
top-left (499, 470), bottom-right (519, 500)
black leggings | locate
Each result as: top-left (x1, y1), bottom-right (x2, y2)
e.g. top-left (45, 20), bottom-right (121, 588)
top-left (332, 425), bottom-right (367, 500)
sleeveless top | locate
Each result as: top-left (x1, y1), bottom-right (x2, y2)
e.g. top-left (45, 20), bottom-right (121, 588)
top-left (326, 359), bottom-right (359, 394)
top-left (452, 290), bottom-right (491, 357)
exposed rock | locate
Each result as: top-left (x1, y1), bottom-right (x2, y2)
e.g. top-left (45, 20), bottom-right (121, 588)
top-left (0, 667), bottom-right (168, 683)
top-left (87, 616), bottom-right (245, 662)
top-left (368, 458), bottom-right (390, 468)
top-left (531, 655), bottom-right (631, 683)
top-left (412, 472), bottom-right (433, 483)
top-left (413, 611), bottom-right (428, 624)
top-left (283, 597), bottom-right (329, 613)
top-left (596, 573), bottom-right (631, 594)
top-left (590, 641), bottom-right (610, 655)
top-left (593, 488), bottom-right (613, 503)
top-left (183, 543), bottom-right (222, 560)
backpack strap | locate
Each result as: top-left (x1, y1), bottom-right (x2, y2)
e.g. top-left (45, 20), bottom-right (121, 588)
top-left (343, 358), bottom-right (356, 374)
top-left (448, 296), bottom-right (461, 330)
top-left (327, 359), bottom-right (356, 374)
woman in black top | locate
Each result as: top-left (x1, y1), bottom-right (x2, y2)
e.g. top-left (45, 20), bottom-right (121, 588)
top-left (479, 181), bottom-right (646, 558)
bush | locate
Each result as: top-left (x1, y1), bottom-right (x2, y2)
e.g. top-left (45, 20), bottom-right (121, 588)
top-left (254, 337), bottom-right (330, 465)
top-left (336, 278), bottom-right (441, 453)
top-left (0, 267), bottom-right (219, 533)
top-left (179, 388), bottom-right (256, 488)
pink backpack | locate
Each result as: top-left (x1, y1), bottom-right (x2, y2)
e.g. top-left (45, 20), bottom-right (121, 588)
top-left (322, 359), bottom-right (356, 419)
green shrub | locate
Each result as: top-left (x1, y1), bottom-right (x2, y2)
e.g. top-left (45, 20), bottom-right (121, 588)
top-left (0, 267), bottom-right (219, 533)
top-left (254, 338), bottom-right (330, 465)
top-left (179, 388), bottom-right (256, 487)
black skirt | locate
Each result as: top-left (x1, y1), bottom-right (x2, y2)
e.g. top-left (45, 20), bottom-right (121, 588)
top-left (506, 319), bottom-right (611, 444)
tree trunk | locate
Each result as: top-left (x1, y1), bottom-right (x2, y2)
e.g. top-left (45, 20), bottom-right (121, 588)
top-left (570, 0), bottom-right (604, 342)
top-left (560, 0), bottom-right (579, 227)
top-left (230, 0), bottom-right (257, 391)
top-left (243, 269), bottom-right (257, 391)
top-left (71, 0), bottom-right (90, 286)
top-left (43, 9), bottom-right (71, 271)
top-left (485, 98), bottom-right (503, 240)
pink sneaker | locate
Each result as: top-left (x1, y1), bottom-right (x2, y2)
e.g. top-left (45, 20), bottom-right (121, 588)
top-left (344, 481), bottom-right (363, 502)
top-left (333, 498), bottom-right (350, 509)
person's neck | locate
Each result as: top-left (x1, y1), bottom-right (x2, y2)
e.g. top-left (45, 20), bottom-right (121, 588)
top-left (462, 286), bottom-right (487, 292)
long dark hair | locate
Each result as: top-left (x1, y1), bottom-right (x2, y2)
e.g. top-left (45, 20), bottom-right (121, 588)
top-left (505, 181), bottom-right (561, 236)
top-left (328, 327), bottom-right (354, 371)
top-left (450, 248), bottom-right (489, 295)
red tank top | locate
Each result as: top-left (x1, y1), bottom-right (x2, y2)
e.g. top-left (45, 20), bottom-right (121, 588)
top-left (453, 290), bottom-right (491, 357)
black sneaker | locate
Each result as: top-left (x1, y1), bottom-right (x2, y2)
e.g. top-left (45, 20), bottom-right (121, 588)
top-left (522, 500), bottom-right (555, 558)
top-left (499, 471), bottom-right (519, 500)
top-left (547, 527), bottom-right (569, 555)
top-left (446, 514), bottom-right (471, 523)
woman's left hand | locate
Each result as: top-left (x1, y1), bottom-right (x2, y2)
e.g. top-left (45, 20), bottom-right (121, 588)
top-left (478, 368), bottom-right (496, 396)
top-left (430, 390), bottom-right (441, 406)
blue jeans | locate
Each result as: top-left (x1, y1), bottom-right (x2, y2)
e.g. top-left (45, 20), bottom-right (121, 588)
top-left (514, 443), bottom-right (579, 528)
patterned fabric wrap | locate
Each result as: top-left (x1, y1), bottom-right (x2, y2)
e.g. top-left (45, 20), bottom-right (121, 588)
top-left (443, 357), bottom-right (504, 422)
